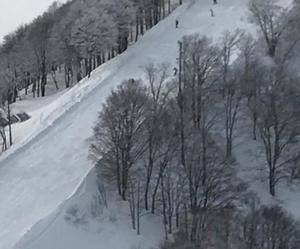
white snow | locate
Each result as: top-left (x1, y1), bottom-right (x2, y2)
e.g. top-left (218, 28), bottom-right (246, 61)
top-left (14, 170), bottom-right (164, 249)
top-left (0, 0), bottom-right (296, 248)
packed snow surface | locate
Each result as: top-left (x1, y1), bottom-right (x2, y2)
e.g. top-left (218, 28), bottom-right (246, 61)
top-left (0, 0), bottom-right (295, 248)
top-left (14, 170), bottom-right (164, 249)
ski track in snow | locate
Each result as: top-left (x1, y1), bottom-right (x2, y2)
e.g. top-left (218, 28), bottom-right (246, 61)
top-left (0, 0), bottom-right (257, 248)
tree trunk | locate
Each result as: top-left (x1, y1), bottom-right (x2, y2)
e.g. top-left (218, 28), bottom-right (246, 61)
top-left (76, 58), bottom-right (82, 83)
top-left (32, 80), bottom-right (36, 98)
top-left (111, 49), bottom-right (115, 58)
top-left (268, 42), bottom-right (276, 58)
top-left (252, 112), bottom-right (257, 140)
top-left (135, 13), bottom-right (139, 42)
top-left (65, 64), bottom-right (70, 88)
top-left (167, 184), bottom-right (173, 234)
top-left (129, 184), bottom-right (136, 230)
top-left (269, 168), bottom-right (276, 196)
top-left (84, 58), bottom-right (89, 77)
top-left (226, 136), bottom-right (232, 159)
top-left (151, 171), bottom-right (162, 214)
top-left (190, 210), bottom-right (198, 242)
top-left (7, 101), bottom-right (12, 146)
top-left (41, 52), bottom-right (47, 97)
top-left (137, 181), bottom-right (141, 235)
top-left (37, 77), bottom-right (40, 98)
top-left (116, 150), bottom-right (122, 197)
top-left (178, 41), bottom-right (186, 168)
top-left (145, 137), bottom-right (154, 210)
top-left (102, 53), bottom-right (105, 64)
top-left (202, 139), bottom-right (207, 186)
top-left (139, 8), bottom-right (144, 35)
top-left (176, 203), bottom-right (180, 228)
top-left (161, 176), bottom-right (169, 240)
top-left (184, 201), bottom-right (189, 240)
top-left (162, 0), bottom-right (166, 18)
top-left (88, 56), bottom-right (92, 78)
top-left (96, 55), bottom-right (102, 67)
top-left (51, 69), bottom-right (59, 90)
top-left (93, 56), bottom-right (96, 70)
top-left (1, 128), bottom-right (7, 152)
top-left (122, 164), bottom-right (129, 201)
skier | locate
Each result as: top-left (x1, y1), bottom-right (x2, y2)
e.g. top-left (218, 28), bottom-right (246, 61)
top-left (210, 8), bottom-right (214, 17)
top-left (213, 0), bottom-right (218, 4)
top-left (173, 67), bottom-right (178, 76)
top-left (175, 19), bottom-right (179, 28)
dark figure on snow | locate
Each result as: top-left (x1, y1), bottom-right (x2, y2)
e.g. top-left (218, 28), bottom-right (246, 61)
top-left (210, 9), bottom-right (214, 17)
top-left (213, 0), bottom-right (218, 4)
top-left (173, 67), bottom-right (178, 76)
top-left (175, 19), bottom-right (179, 28)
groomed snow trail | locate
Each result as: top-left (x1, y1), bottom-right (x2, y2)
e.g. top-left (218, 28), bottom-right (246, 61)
top-left (0, 1), bottom-right (253, 248)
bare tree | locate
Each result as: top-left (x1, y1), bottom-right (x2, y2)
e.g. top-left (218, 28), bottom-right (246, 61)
top-left (28, 12), bottom-right (55, 97)
top-left (220, 31), bottom-right (243, 159)
top-left (255, 205), bottom-right (300, 249)
top-left (181, 35), bottom-right (219, 130)
top-left (238, 34), bottom-right (262, 140)
top-left (223, 72), bottom-right (242, 159)
top-left (256, 64), bottom-right (300, 196)
top-left (128, 180), bottom-right (137, 231)
top-left (248, 0), bottom-right (294, 58)
top-left (0, 114), bottom-right (8, 152)
top-left (150, 112), bottom-right (178, 215)
top-left (142, 62), bottom-right (171, 211)
top-left (0, 69), bottom-right (14, 148)
top-left (90, 79), bottom-right (148, 200)
top-left (182, 134), bottom-right (245, 244)
top-left (177, 40), bottom-right (186, 172)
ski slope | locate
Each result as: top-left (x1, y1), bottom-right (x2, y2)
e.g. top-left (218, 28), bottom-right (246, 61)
top-left (0, 0), bottom-right (258, 248)
top-left (14, 169), bottom-right (165, 249)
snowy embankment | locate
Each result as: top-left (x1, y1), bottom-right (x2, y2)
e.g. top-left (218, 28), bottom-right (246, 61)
top-left (1, 55), bottom-right (120, 161)
top-left (14, 170), bottom-right (163, 249)
top-left (0, 0), bottom-right (270, 248)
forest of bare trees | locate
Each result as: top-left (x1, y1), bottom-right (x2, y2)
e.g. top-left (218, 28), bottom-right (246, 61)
top-left (0, 0), bottom-right (182, 151)
top-left (0, 0), bottom-right (299, 247)
top-left (90, 0), bottom-right (300, 248)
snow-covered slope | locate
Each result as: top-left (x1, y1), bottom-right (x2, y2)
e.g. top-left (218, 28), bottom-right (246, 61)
top-left (14, 170), bottom-right (164, 249)
top-left (0, 0), bottom-right (258, 248)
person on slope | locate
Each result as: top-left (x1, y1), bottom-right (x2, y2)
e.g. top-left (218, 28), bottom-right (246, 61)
top-left (210, 8), bottom-right (214, 17)
top-left (213, 0), bottom-right (218, 4)
top-left (175, 19), bottom-right (179, 28)
top-left (173, 67), bottom-right (178, 76)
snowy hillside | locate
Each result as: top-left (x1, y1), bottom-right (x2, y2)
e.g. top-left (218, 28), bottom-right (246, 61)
top-left (0, 0), bottom-right (297, 248)
top-left (14, 170), bottom-right (164, 249)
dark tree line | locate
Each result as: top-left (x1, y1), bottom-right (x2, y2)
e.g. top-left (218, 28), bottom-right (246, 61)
top-left (0, 0), bottom-right (182, 98)
top-left (0, 0), bottom-right (183, 152)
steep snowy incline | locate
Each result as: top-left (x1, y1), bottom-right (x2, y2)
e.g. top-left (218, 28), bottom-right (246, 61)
top-left (0, 1), bottom-right (254, 248)
top-left (14, 169), bottom-right (165, 249)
